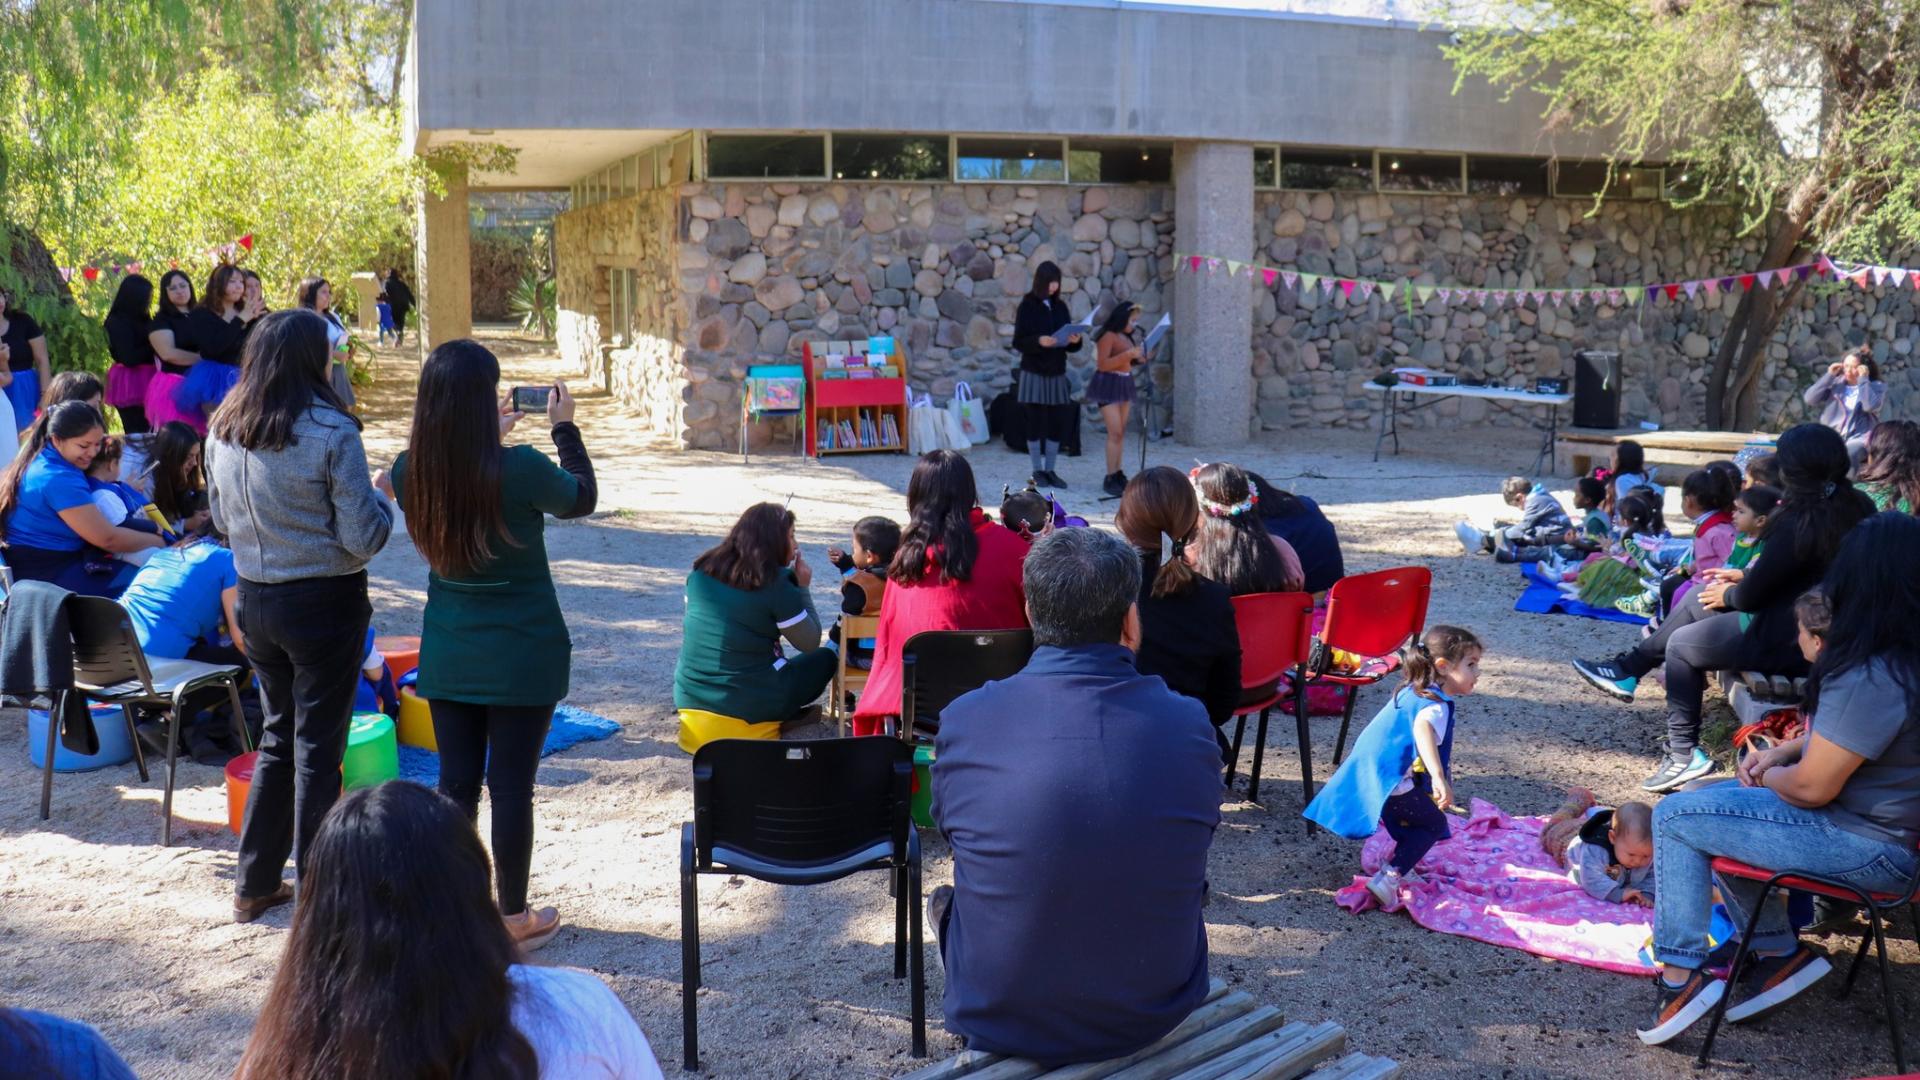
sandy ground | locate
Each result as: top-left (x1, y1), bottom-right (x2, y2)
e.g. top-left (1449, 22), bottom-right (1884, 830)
top-left (1, 330), bottom-right (1912, 1079)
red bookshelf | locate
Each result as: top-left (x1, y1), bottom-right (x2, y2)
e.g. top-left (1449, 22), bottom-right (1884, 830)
top-left (802, 340), bottom-right (910, 456)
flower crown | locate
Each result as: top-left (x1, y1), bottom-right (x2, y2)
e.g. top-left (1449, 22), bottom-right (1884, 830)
top-left (1189, 466), bottom-right (1260, 518)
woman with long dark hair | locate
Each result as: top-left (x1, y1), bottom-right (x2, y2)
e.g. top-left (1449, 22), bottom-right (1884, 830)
top-left (179, 263), bottom-right (263, 431)
top-left (0, 401), bottom-right (164, 594)
top-left (144, 268), bottom-right (204, 431)
top-left (0, 285), bottom-right (51, 434)
top-left (1243, 470), bottom-right (1345, 596)
top-left (142, 420), bottom-right (207, 533)
top-left (1638, 513), bottom-right (1920, 1048)
top-left (1185, 463), bottom-right (1303, 596)
top-left (675, 501), bottom-right (835, 729)
top-left (391, 340), bottom-right (596, 949)
top-left (1117, 466), bottom-right (1241, 763)
top-left (235, 781), bottom-right (662, 1078)
top-left (850, 449), bottom-right (1030, 736)
top-left (1089, 301), bottom-right (1143, 497)
top-left (1011, 260), bottom-right (1083, 489)
top-left (207, 308), bottom-right (393, 924)
top-left (295, 276), bottom-right (355, 412)
top-left (102, 273), bottom-right (156, 434)
top-left (1855, 418), bottom-right (1920, 512)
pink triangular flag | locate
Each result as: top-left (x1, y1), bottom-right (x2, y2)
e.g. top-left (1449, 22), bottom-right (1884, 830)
top-left (1549, 291), bottom-right (1565, 307)
top-left (58, 267), bottom-right (73, 283)
top-left (1775, 267), bottom-right (1794, 288)
top-left (1262, 268), bottom-right (1278, 287)
top-left (1703, 279), bottom-right (1719, 298)
top-left (1188, 256), bottom-right (1202, 272)
top-left (1436, 288), bottom-right (1452, 303)
top-left (1818, 255), bottom-right (1837, 277)
top-left (1356, 280), bottom-right (1375, 300)
top-left (1339, 279), bottom-right (1357, 299)
top-left (1206, 258), bottom-right (1221, 272)
top-left (1609, 289), bottom-right (1624, 305)
top-left (1320, 277), bottom-right (1337, 294)
top-left (1281, 271), bottom-right (1297, 289)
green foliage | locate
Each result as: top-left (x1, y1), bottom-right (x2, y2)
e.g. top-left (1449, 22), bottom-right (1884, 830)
top-left (508, 272), bottom-right (556, 340)
top-left (470, 228), bottom-right (542, 321)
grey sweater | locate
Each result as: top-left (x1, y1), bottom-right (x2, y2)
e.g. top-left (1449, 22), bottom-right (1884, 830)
top-left (206, 405), bottom-right (394, 583)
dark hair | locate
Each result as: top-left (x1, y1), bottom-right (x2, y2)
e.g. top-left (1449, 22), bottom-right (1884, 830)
top-left (1859, 419), bottom-right (1920, 511)
top-left (88, 434), bottom-right (124, 474)
top-left (1610, 440), bottom-right (1645, 482)
top-left (1612, 801), bottom-right (1653, 843)
top-left (1092, 300), bottom-right (1137, 345)
top-left (156, 268), bottom-right (196, 314)
top-left (0, 402), bottom-right (104, 537)
top-left (892, 450), bottom-right (980, 585)
top-left (852, 515), bottom-right (901, 565)
top-left (201, 263), bottom-right (244, 315)
top-left (1027, 260), bottom-right (1062, 302)
top-left (235, 781), bottom-right (537, 1079)
top-left (1574, 476), bottom-right (1607, 509)
top-left (1744, 452), bottom-right (1780, 488)
top-left (694, 502), bottom-right (794, 591)
top-left (999, 489), bottom-right (1051, 540)
top-left (1190, 463), bottom-right (1300, 595)
top-left (1681, 467), bottom-right (1735, 515)
top-left (209, 309), bottom-right (358, 451)
top-left (1805, 513), bottom-right (1920, 717)
top-left (1736, 484), bottom-right (1781, 520)
top-left (1241, 470), bottom-right (1304, 519)
top-left (403, 341), bottom-right (518, 578)
top-left (1500, 475), bottom-right (1531, 503)
top-left (1849, 349), bottom-right (1881, 382)
top-left (145, 421), bottom-right (204, 523)
top-left (1115, 466), bottom-right (1202, 599)
top-left (1399, 624), bottom-right (1482, 700)
top-left (46, 370), bottom-right (103, 406)
top-left (1614, 491), bottom-right (1663, 536)
top-left (1794, 588), bottom-right (1832, 640)
top-left (106, 273), bottom-right (154, 322)
top-left (1705, 459), bottom-right (1743, 495)
top-left (1762, 423), bottom-right (1874, 567)
top-left (1023, 527), bottom-right (1140, 647)
top-left (295, 276), bottom-right (331, 312)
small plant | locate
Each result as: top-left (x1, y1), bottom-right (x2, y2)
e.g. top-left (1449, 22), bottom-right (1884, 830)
top-left (508, 271), bottom-right (556, 340)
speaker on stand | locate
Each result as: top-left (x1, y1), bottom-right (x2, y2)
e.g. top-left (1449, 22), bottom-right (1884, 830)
top-left (1573, 350), bottom-right (1622, 429)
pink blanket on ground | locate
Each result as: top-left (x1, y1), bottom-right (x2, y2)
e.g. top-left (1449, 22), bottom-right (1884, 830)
top-left (1333, 798), bottom-right (1656, 975)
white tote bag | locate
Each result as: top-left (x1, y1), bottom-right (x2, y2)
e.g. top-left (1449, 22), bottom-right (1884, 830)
top-left (946, 381), bottom-right (990, 445)
top-left (907, 392), bottom-right (946, 454)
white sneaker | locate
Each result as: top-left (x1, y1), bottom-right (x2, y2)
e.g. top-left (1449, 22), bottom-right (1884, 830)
top-left (1455, 521), bottom-right (1488, 554)
top-left (1366, 868), bottom-right (1405, 909)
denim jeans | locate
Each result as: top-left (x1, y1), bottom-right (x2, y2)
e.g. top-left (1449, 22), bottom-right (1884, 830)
top-left (1652, 782), bottom-right (1919, 968)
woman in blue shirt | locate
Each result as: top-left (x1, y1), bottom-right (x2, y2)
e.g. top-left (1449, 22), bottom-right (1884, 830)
top-left (118, 541), bottom-right (242, 662)
top-left (0, 401), bottom-right (166, 595)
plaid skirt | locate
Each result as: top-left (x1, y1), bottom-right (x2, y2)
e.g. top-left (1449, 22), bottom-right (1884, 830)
top-left (1016, 370), bottom-right (1073, 406)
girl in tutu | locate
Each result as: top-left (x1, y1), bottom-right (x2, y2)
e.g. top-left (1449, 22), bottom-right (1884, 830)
top-left (178, 264), bottom-right (262, 430)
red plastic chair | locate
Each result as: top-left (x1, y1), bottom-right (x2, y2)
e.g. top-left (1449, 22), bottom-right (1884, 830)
top-left (1295, 567), bottom-right (1432, 795)
top-left (1694, 851), bottom-right (1920, 1071)
top-left (1223, 592), bottom-right (1314, 803)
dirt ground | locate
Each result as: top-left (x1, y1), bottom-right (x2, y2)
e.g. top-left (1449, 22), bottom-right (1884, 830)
top-left (0, 331), bottom-right (1911, 1079)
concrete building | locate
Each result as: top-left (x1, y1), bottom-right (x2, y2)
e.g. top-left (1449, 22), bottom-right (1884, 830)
top-left (405, 0), bottom-right (1915, 448)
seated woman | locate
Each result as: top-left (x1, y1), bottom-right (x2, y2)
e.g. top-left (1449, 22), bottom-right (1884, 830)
top-left (1636, 513), bottom-right (1920, 1047)
top-left (851, 449), bottom-right (1030, 737)
top-left (236, 781), bottom-right (663, 1077)
top-left (1116, 466), bottom-right (1241, 764)
top-left (674, 502), bottom-right (836, 727)
top-left (1802, 347), bottom-right (1885, 472)
top-left (1186, 463), bottom-right (1304, 596)
top-left (1244, 469), bottom-right (1344, 595)
top-left (1855, 418), bottom-right (1920, 513)
top-left (0, 402), bottom-right (165, 595)
top-left (118, 539), bottom-right (253, 761)
top-left (141, 421), bottom-right (210, 534)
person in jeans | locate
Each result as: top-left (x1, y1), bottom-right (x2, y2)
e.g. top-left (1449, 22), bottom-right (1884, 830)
top-left (1636, 513), bottom-right (1920, 1048)
top-left (207, 309), bottom-right (393, 923)
top-left (388, 340), bottom-right (596, 950)
top-left (932, 527), bottom-right (1220, 1065)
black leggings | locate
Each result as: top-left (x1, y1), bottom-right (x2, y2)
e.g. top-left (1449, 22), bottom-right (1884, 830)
top-left (116, 405), bottom-right (150, 434)
top-left (1023, 401), bottom-right (1073, 446)
top-left (1617, 592), bottom-right (1748, 755)
top-left (430, 699), bottom-right (556, 915)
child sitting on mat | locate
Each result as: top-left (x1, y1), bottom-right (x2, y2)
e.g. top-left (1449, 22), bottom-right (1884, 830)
top-left (1636, 467), bottom-right (1736, 619)
top-left (827, 515), bottom-right (900, 670)
top-left (1556, 491), bottom-right (1667, 609)
top-left (1304, 624), bottom-right (1484, 910)
top-left (1455, 476), bottom-right (1572, 563)
top-left (1540, 788), bottom-right (1655, 906)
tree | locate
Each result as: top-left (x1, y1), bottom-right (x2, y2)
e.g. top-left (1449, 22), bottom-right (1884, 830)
top-left (1443, 0), bottom-right (1920, 428)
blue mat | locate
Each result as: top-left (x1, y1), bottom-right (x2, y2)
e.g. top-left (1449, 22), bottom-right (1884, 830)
top-left (397, 703), bottom-right (623, 785)
top-left (1515, 562), bottom-right (1649, 626)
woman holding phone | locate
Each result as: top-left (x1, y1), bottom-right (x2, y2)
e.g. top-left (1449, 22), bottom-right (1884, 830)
top-left (389, 342), bottom-right (596, 950)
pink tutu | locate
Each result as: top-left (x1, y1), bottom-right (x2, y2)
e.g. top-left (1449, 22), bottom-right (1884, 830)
top-left (145, 371), bottom-right (204, 434)
top-left (106, 362), bottom-right (155, 409)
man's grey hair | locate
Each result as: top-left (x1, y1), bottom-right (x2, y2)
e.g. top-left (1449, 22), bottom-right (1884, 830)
top-left (1023, 527), bottom-right (1141, 648)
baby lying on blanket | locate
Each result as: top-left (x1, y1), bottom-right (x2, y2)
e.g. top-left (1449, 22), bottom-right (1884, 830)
top-left (1539, 788), bottom-right (1655, 906)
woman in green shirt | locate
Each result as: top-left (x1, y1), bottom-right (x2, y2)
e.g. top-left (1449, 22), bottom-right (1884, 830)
top-left (674, 503), bottom-right (836, 724)
top-left (387, 341), bottom-right (596, 951)
top-left (1857, 419), bottom-right (1919, 513)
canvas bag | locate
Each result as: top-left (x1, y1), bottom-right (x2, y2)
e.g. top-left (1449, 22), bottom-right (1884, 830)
top-left (908, 392), bottom-right (948, 454)
top-left (946, 382), bottom-right (990, 445)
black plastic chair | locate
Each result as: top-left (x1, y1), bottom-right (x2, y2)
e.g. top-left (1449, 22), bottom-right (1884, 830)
top-left (680, 737), bottom-right (924, 1071)
top-left (897, 628), bottom-right (1034, 739)
top-left (66, 595), bottom-right (251, 846)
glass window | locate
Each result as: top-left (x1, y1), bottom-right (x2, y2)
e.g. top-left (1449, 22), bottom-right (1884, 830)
top-left (1555, 160), bottom-right (1660, 199)
top-left (706, 134), bottom-right (826, 179)
top-left (1378, 152), bottom-right (1464, 193)
top-left (832, 134), bottom-right (949, 181)
top-left (1467, 155), bottom-right (1550, 197)
top-left (1067, 140), bottom-right (1172, 184)
top-left (1280, 148), bottom-right (1372, 191)
top-left (1664, 165), bottom-right (1706, 202)
top-left (1253, 146), bottom-right (1277, 189)
top-left (955, 137), bottom-right (1066, 182)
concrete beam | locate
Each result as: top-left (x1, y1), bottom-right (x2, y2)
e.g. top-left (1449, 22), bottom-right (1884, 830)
top-left (1172, 142), bottom-right (1253, 447)
top-left (415, 161), bottom-right (473, 349)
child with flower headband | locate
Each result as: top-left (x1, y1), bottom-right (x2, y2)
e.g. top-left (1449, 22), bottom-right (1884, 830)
top-left (1185, 462), bottom-right (1303, 595)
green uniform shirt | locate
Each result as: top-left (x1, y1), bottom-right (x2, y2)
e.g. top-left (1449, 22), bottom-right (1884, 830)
top-left (674, 567), bottom-right (818, 722)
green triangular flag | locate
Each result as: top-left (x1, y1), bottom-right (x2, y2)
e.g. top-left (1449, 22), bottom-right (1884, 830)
top-left (1626, 288), bottom-right (1642, 307)
top-left (1415, 285), bottom-right (1434, 302)
top-left (1300, 273), bottom-right (1320, 290)
top-left (1379, 281), bottom-right (1397, 301)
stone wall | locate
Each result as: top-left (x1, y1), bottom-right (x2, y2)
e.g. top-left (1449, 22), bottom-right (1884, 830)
top-left (555, 188), bottom-right (684, 441)
top-left (1250, 190), bottom-right (1920, 432)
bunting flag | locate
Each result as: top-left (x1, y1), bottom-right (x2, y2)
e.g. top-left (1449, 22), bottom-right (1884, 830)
top-left (55, 233), bottom-right (256, 288)
top-left (1356, 280), bottom-right (1375, 300)
top-left (1436, 288), bottom-right (1452, 303)
top-left (1281, 270), bottom-right (1297, 290)
top-left (1299, 272), bottom-right (1319, 292)
top-left (1261, 268), bottom-right (1278, 287)
top-left (1339, 279), bottom-right (1357, 299)
top-left (1415, 285), bottom-right (1435, 303)
top-left (1379, 281), bottom-right (1397, 301)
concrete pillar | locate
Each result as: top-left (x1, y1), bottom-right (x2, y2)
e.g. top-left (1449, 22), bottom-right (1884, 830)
top-left (1172, 142), bottom-right (1254, 447)
top-left (415, 159), bottom-right (472, 348)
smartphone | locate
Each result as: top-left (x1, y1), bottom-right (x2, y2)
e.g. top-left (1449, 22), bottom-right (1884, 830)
top-left (511, 385), bottom-right (552, 414)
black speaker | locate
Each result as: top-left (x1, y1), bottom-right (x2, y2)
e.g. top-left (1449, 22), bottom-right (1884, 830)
top-left (1573, 350), bottom-right (1621, 429)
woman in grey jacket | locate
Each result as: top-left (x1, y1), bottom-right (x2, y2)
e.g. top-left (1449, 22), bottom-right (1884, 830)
top-left (1803, 347), bottom-right (1886, 472)
top-left (207, 309), bottom-right (394, 923)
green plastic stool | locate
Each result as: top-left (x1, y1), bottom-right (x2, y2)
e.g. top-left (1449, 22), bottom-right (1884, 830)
top-left (343, 712), bottom-right (399, 790)
top-left (910, 742), bottom-right (936, 829)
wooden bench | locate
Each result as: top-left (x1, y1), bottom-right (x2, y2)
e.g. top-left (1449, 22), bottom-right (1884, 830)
top-left (1555, 428), bottom-right (1775, 480)
top-left (897, 980), bottom-right (1399, 1080)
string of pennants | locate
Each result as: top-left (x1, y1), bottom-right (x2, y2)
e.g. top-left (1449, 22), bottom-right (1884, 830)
top-left (57, 233), bottom-right (255, 285)
top-left (1172, 251), bottom-right (1916, 315)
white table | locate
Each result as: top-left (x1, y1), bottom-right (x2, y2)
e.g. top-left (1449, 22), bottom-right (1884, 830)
top-left (1364, 381), bottom-right (1574, 474)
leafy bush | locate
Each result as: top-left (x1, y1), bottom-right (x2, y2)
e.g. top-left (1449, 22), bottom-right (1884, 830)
top-left (508, 272), bottom-right (556, 339)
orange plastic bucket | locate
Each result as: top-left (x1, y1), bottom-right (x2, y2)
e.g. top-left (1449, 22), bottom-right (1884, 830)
top-left (226, 750), bottom-right (258, 836)
top-left (376, 635), bottom-right (422, 682)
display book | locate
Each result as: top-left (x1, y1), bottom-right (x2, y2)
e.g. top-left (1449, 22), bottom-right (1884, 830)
top-left (805, 336), bottom-right (909, 455)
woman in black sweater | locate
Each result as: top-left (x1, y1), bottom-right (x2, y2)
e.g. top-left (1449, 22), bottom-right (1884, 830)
top-left (1117, 466), bottom-right (1241, 766)
top-left (101, 274), bottom-right (156, 434)
top-left (1010, 260), bottom-right (1082, 488)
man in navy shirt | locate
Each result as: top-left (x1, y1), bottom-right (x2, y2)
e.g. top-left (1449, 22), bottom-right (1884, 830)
top-left (932, 527), bottom-right (1221, 1065)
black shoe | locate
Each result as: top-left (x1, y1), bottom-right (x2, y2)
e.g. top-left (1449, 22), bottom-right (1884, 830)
top-left (1723, 946), bottom-right (1831, 1023)
top-left (1102, 471), bottom-right (1126, 497)
top-left (1043, 470), bottom-right (1068, 489)
top-left (1636, 969), bottom-right (1726, 1045)
top-left (1573, 657), bottom-right (1639, 702)
top-left (1029, 473), bottom-right (1050, 490)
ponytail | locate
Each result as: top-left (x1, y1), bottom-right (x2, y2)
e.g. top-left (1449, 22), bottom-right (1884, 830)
top-left (1114, 466), bottom-right (1202, 599)
top-left (0, 401), bottom-right (104, 541)
top-left (1399, 624), bottom-right (1483, 700)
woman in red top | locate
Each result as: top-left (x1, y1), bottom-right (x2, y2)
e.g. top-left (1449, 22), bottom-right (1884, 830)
top-left (852, 450), bottom-right (1029, 736)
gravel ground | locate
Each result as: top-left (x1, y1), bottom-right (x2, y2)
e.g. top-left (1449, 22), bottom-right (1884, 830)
top-left (0, 332), bottom-right (1911, 1079)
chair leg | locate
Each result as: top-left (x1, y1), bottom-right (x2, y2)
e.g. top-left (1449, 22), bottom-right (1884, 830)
top-left (909, 845), bottom-right (927, 1058)
top-left (893, 862), bottom-right (907, 979)
top-left (225, 678), bottom-right (253, 754)
top-left (124, 704), bottom-right (149, 783)
top-left (681, 828), bottom-right (701, 1072)
top-left (1247, 708), bottom-right (1271, 804)
top-left (1334, 688), bottom-right (1360, 766)
top-left (1866, 904), bottom-right (1906, 1072)
top-left (1698, 879), bottom-right (1776, 1068)
top-left (1841, 921), bottom-right (1876, 999)
top-left (1226, 715), bottom-right (1245, 787)
top-left (1294, 678), bottom-right (1314, 803)
top-left (39, 694), bottom-right (59, 822)
top-left (161, 706), bottom-right (182, 847)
